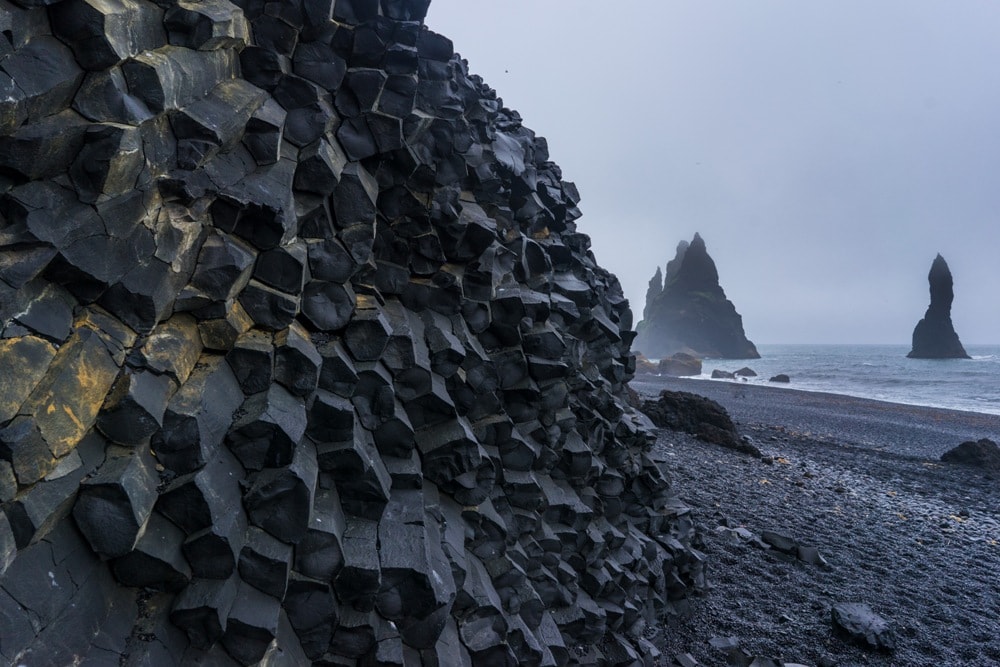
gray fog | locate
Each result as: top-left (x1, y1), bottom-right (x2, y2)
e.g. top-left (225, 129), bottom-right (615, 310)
top-left (426, 1), bottom-right (1000, 344)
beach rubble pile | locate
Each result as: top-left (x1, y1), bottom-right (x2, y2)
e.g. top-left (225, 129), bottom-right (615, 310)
top-left (713, 521), bottom-right (829, 568)
top-left (0, 0), bottom-right (704, 664)
top-left (641, 390), bottom-right (761, 456)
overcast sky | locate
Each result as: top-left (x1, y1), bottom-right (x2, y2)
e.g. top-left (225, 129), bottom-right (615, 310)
top-left (425, 1), bottom-right (1000, 345)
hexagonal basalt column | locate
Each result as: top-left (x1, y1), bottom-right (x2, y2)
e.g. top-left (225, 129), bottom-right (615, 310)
top-left (73, 450), bottom-right (158, 559)
top-left (50, 0), bottom-right (166, 71)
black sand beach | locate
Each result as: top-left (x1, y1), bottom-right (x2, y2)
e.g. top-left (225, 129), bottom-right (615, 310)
top-left (634, 377), bottom-right (1000, 667)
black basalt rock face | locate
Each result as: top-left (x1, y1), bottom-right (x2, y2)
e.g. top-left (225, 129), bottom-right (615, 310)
top-left (0, 1), bottom-right (702, 664)
top-left (635, 233), bottom-right (760, 359)
top-left (907, 254), bottom-right (970, 359)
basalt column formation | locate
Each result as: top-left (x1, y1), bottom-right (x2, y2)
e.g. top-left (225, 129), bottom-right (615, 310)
top-left (0, 0), bottom-right (702, 664)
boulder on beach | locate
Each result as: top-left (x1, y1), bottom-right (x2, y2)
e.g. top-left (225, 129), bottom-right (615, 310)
top-left (769, 374), bottom-right (791, 383)
top-left (634, 234), bottom-right (760, 360)
top-left (642, 390), bottom-right (760, 456)
top-left (940, 438), bottom-right (1000, 470)
top-left (831, 602), bottom-right (896, 651)
top-left (658, 352), bottom-right (703, 376)
top-left (907, 254), bottom-right (970, 359)
top-left (634, 352), bottom-right (659, 375)
top-left (734, 367), bottom-right (757, 377)
top-left (711, 369), bottom-right (735, 379)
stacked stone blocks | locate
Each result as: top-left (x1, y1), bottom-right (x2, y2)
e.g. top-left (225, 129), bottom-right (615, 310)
top-left (0, 0), bottom-right (703, 664)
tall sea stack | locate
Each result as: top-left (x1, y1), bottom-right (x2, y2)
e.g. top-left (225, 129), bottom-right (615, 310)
top-left (0, 1), bottom-right (703, 664)
top-left (635, 233), bottom-right (759, 359)
top-left (907, 254), bottom-right (970, 359)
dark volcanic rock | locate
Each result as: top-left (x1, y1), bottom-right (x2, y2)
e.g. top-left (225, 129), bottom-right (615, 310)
top-left (642, 265), bottom-right (663, 322)
top-left (760, 529), bottom-right (798, 554)
top-left (0, 1), bottom-right (703, 664)
top-left (940, 438), bottom-right (1000, 470)
top-left (831, 602), bottom-right (896, 651)
top-left (642, 390), bottom-right (760, 456)
top-left (634, 352), bottom-right (658, 375)
top-left (635, 233), bottom-right (759, 359)
top-left (658, 352), bottom-right (702, 376)
top-left (769, 374), bottom-right (791, 383)
top-left (907, 254), bottom-right (970, 359)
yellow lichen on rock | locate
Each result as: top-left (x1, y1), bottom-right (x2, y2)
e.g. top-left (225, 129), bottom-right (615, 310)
top-left (139, 315), bottom-right (203, 384)
top-left (0, 335), bottom-right (57, 423)
top-left (24, 327), bottom-right (121, 459)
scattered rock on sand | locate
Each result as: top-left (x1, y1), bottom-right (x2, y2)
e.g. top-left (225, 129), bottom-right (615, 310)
top-left (769, 374), bottom-right (791, 383)
top-left (797, 545), bottom-right (829, 567)
top-left (758, 530), bottom-right (829, 566)
top-left (711, 369), bottom-right (735, 379)
top-left (940, 438), bottom-right (1000, 470)
top-left (711, 647), bottom-right (794, 667)
top-left (761, 530), bottom-right (797, 554)
top-left (708, 636), bottom-right (739, 651)
top-left (831, 602), bottom-right (896, 651)
top-left (734, 366), bottom-right (757, 377)
top-left (641, 390), bottom-right (760, 456)
top-left (658, 352), bottom-right (703, 376)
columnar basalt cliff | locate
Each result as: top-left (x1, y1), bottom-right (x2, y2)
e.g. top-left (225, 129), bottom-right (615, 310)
top-left (0, 0), bottom-right (702, 664)
top-left (635, 234), bottom-right (759, 360)
top-left (907, 254), bottom-right (970, 359)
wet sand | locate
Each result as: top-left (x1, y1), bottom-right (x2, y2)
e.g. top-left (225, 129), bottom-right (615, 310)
top-left (633, 376), bottom-right (1000, 666)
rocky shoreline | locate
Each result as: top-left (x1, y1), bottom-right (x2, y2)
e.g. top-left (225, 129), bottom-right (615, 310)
top-left (634, 377), bottom-right (1000, 667)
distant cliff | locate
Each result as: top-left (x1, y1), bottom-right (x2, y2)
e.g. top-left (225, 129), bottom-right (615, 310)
top-left (908, 254), bottom-right (970, 359)
top-left (635, 233), bottom-right (759, 359)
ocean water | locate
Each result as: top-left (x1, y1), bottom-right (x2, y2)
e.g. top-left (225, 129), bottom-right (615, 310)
top-left (678, 344), bottom-right (1000, 416)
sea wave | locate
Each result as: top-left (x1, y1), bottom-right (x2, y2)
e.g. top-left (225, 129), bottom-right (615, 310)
top-left (687, 344), bottom-right (1000, 416)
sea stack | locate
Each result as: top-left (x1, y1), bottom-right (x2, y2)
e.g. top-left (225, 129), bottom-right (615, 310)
top-left (907, 254), bottom-right (970, 359)
top-left (635, 233), bottom-right (760, 359)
